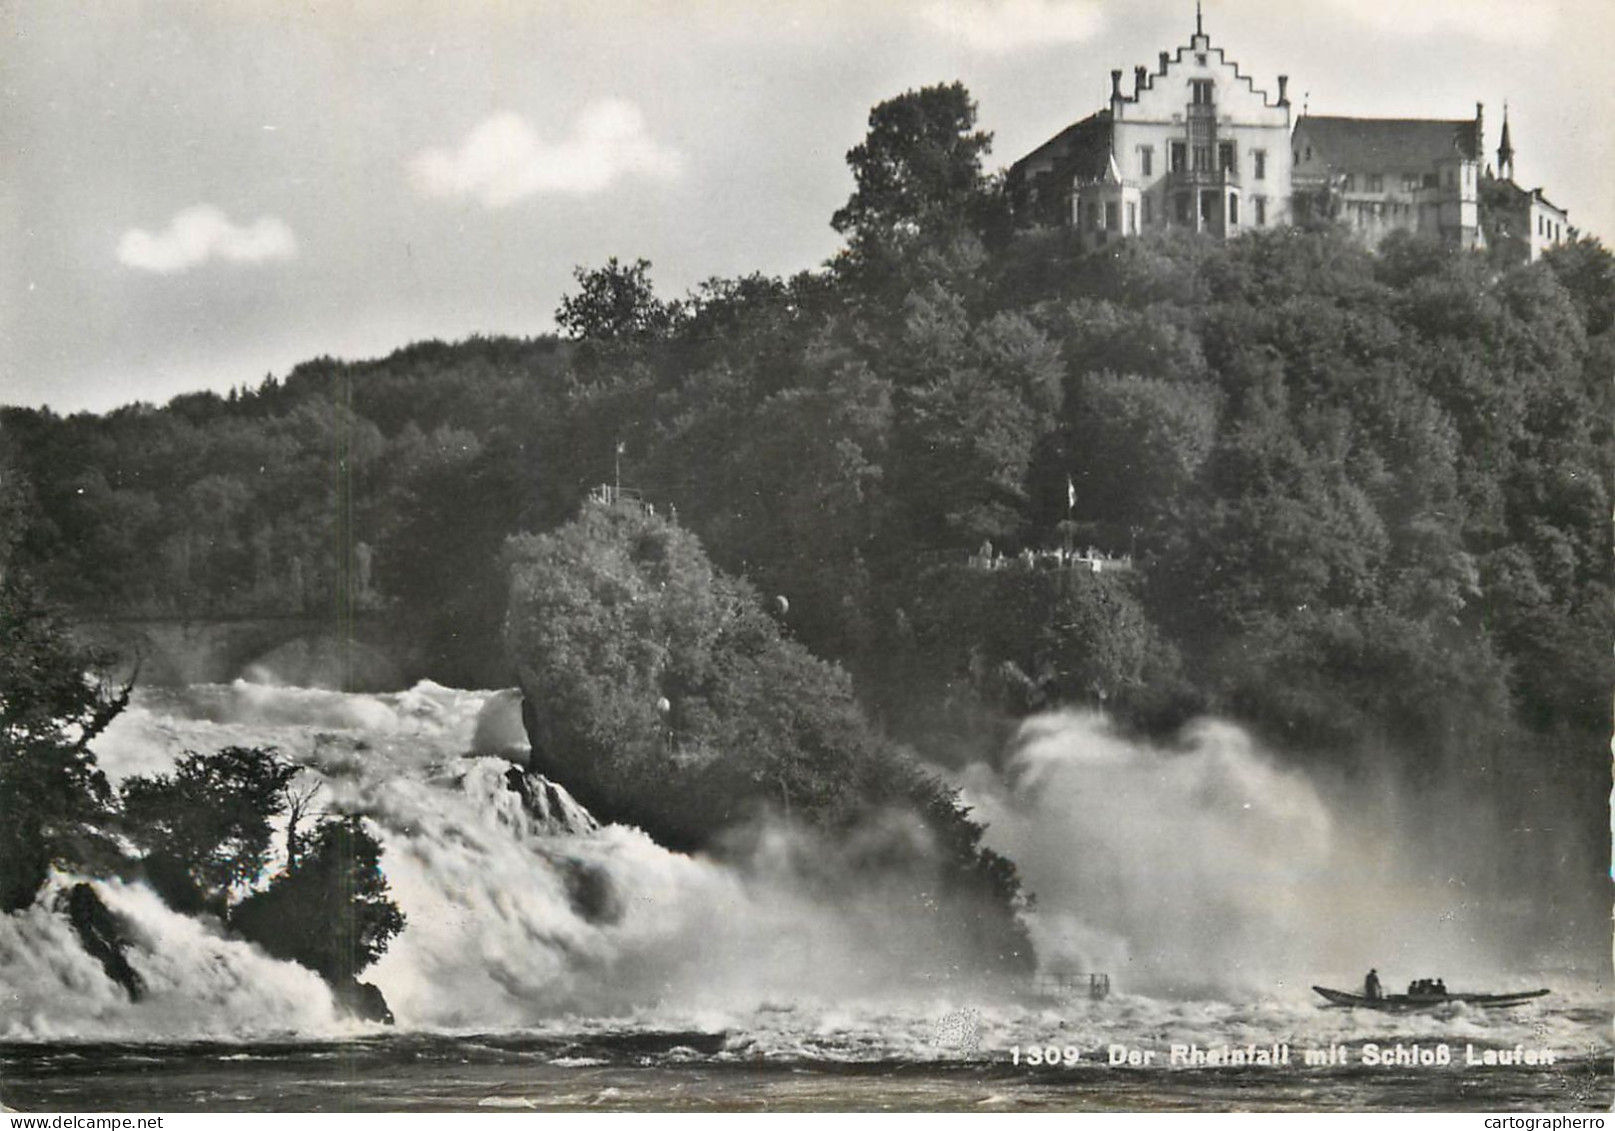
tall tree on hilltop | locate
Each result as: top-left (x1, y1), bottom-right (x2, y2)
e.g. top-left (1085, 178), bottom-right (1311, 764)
top-left (831, 83), bottom-right (1001, 259)
top-left (555, 257), bottom-right (678, 343)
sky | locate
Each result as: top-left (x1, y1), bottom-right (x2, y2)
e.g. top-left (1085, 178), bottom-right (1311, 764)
top-left (3, 0), bottom-right (1611, 415)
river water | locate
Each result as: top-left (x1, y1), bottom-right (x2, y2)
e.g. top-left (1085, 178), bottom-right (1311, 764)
top-left (1, 682), bottom-right (1607, 1112)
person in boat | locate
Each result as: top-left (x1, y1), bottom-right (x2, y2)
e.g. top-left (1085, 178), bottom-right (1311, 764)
top-left (1433, 978), bottom-right (1447, 996)
top-left (1364, 969), bottom-right (1382, 1001)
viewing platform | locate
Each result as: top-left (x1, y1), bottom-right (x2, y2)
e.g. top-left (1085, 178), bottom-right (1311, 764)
top-left (967, 546), bottom-right (1134, 575)
top-left (587, 483), bottom-right (658, 518)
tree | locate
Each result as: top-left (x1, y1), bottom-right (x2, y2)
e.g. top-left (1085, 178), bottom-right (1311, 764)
top-left (230, 815), bottom-right (405, 986)
top-left (555, 257), bottom-right (678, 343)
top-left (1060, 371), bottom-right (1220, 534)
top-left (831, 83), bottom-right (996, 254)
top-left (120, 746), bottom-right (300, 913)
top-left (1543, 236), bottom-right (1615, 336)
top-left (0, 570), bottom-right (128, 911)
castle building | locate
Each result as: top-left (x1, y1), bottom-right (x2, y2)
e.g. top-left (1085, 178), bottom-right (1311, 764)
top-left (1008, 10), bottom-right (1567, 262)
top-left (1007, 6), bottom-right (1294, 248)
top-left (1289, 109), bottom-right (1483, 250)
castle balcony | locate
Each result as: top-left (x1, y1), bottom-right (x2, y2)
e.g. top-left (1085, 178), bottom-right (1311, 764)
top-left (1163, 167), bottom-right (1241, 191)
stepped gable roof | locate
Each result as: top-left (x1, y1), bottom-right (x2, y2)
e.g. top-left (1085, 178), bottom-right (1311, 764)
top-left (1011, 112), bottom-right (1115, 184)
top-left (1295, 115), bottom-right (1480, 169)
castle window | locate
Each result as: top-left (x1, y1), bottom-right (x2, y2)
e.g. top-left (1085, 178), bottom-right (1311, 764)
top-left (1423, 172), bottom-right (1439, 189)
top-left (1253, 150), bottom-right (1266, 180)
top-left (1105, 201), bottom-right (1119, 230)
top-left (1175, 194), bottom-right (1191, 224)
top-left (1087, 202), bottom-right (1100, 231)
top-left (1446, 168), bottom-right (1456, 189)
top-left (1140, 146), bottom-right (1154, 177)
top-left (1343, 174), bottom-right (1356, 193)
top-left (1195, 54), bottom-right (1208, 66)
top-left (1171, 142), bottom-right (1187, 173)
top-left (1126, 202), bottom-right (1136, 233)
top-left (1193, 145), bottom-right (1211, 172)
top-left (1255, 197), bottom-right (1266, 226)
top-left (1200, 190), bottom-right (1214, 224)
top-left (1191, 79), bottom-right (1213, 105)
top-left (1228, 193), bottom-right (1239, 225)
top-left (1368, 173), bottom-right (1384, 193)
top-left (1144, 195), bottom-right (1154, 225)
top-left (1218, 142), bottom-right (1236, 174)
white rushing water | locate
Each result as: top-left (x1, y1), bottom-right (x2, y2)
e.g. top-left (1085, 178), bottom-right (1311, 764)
top-left (0, 681), bottom-right (1603, 1065)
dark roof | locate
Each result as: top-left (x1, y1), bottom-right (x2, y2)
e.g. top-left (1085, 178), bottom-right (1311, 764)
top-left (1010, 112), bottom-right (1114, 185)
top-left (1294, 115), bottom-right (1480, 170)
top-left (1484, 174), bottom-right (1567, 217)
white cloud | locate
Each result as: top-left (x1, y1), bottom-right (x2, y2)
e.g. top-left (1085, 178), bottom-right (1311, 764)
top-left (1315, 0), bottom-right (1560, 45)
top-left (920, 0), bottom-right (1103, 54)
top-left (410, 102), bottom-right (683, 208)
top-left (116, 206), bottom-right (298, 274)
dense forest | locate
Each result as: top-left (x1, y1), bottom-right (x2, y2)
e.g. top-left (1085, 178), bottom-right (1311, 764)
top-left (3, 83), bottom-right (1611, 874)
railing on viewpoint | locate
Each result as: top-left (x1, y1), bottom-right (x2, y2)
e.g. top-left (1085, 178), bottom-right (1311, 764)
top-left (1035, 972), bottom-right (1111, 1000)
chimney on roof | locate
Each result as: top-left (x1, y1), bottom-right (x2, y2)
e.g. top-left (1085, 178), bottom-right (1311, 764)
top-left (1111, 69), bottom-right (1123, 101)
top-left (1277, 75), bottom-right (1289, 105)
top-left (1475, 101), bottom-right (1485, 163)
top-left (1160, 51), bottom-right (1170, 74)
top-left (1135, 66), bottom-right (1148, 96)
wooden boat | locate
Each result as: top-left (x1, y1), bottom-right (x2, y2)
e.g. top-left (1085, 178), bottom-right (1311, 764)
top-left (1313, 985), bottom-right (1549, 1011)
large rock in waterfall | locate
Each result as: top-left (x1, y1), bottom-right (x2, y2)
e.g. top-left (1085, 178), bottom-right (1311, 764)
top-left (64, 883), bottom-right (146, 1003)
top-left (504, 501), bottom-right (1033, 972)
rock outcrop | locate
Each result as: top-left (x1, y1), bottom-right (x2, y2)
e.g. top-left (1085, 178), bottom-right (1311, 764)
top-left (64, 883), bottom-right (146, 1002)
top-left (504, 502), bottom-right (1035, 973)
top-left (505, 502), bottom-right (902, 851)
top-left (331, 977), bottom-right (395, 1025)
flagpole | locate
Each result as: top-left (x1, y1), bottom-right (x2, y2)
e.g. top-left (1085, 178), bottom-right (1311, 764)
top-left (1065, 474), bottom-right (1075, 558)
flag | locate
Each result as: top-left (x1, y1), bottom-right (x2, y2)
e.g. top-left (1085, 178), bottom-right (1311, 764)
top-left (616, 440), bottom-right (626, 455)
top-left (1067, 474), bottom-right (1076, 511)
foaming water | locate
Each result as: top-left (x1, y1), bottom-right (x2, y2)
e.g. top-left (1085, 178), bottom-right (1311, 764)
top-left (2, 686), bottom-right (1606, 1113)
top-left (958, 712), bottom-right (1604, 1000)
top-left (7, 681), bottom-right (1014, 1039)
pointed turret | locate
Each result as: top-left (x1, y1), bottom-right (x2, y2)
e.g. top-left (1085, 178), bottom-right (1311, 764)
top-left (1497, 102), bottom-right (1515, 182)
